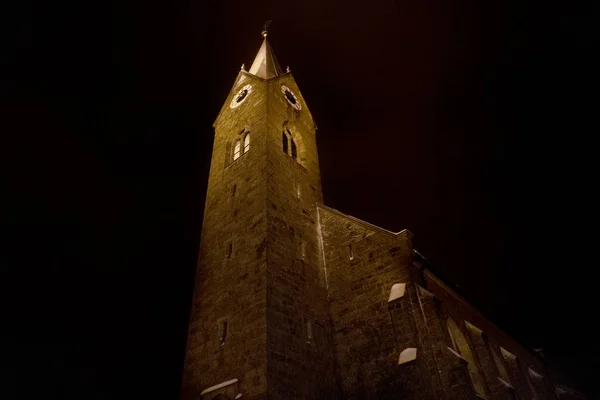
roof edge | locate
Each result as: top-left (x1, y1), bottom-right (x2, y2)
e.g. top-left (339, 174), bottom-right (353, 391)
top-left (417, 256), bottom-right (548, 367)
top-left (317, 203), bottom-right (413, 238)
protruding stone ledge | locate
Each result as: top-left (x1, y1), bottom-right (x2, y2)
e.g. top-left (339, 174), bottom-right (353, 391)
top-left (528, 367), bottom-right (544, 380)
top-left (500, 346), bottom-right (516, 361)
top-left (200, 379), bottom-right (239, 396)
top-left (388, 283), bottom-right (406, 303)
top-left (447, 346), bottom-right (469, 364)
top-left (398, 347), bottom-right (417, 365)
top-left (416, 284), bottom-right (435, 298)
top-left (498, 377), bottom-right (515, 390)
top-left (465, 320), bottom-right (483, 335)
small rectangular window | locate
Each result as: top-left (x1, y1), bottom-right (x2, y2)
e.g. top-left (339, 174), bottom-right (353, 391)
top-left (232, 184), bottom-right (237, 197)
top-left (306, 320), bottom-right (312, 344)
top-left (226, 242), bottom-right (233, 259)
top-left (220, 320), bottom-right (228, 345)
top-left (348, 244), bottom-right (354, 260)
top-left (297, 184), bottom-right (301, 199)
top-left (299, 240), bottom-right (306, 259)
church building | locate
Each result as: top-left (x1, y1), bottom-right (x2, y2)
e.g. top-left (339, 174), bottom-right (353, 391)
top-left (180, 32), bottom-right (585, 400)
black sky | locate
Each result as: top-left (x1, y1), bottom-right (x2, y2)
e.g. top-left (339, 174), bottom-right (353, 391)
top-left (5, 0), bottom-right (597, 398)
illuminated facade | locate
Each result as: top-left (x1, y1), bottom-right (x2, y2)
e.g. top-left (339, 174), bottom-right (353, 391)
top-left (180, 33), bottom-right (585, 400)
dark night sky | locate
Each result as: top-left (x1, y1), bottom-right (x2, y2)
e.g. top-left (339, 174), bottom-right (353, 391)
top-left (5, 0), bottom-right (597, 398)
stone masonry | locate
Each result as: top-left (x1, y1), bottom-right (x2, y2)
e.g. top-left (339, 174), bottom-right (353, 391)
top-left (180, 34), bottom-right (587, 400)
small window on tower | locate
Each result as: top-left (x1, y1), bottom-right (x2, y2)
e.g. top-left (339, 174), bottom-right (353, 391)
top-left (282, 126), bottom-right (301, 163)
top-left (282, 132), bottom-right (288, 154)
top-left (297, 184), bottom-right (301, 199)
top-left (243, 133), bottom-right (250, 153)
top-left (226, 242), bottom-right (233, 259)
top-left (306, 320), bottom-right (313, 344)
top-left (291, 139), bottom-right (297, 160)
top-left (232, 184), bottom-right (237, 197)
top-left (348, 244), bottom-right (354, 260)
top-left (233, 140), bottom-right (241, 160)
top-left (299, 239), bottom-right (306, 259)
top-left (219, 320), bottom-right (228, 345)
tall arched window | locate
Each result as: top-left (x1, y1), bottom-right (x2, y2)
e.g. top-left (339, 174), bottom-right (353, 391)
top-left (291, 139), bottom-right (297, 160)
top-left (447, 317), bottom-right (487, 398)
top-left (233, 140), bottom-right (241, 160)
top-left (282, 129), bottom-right (298, 161)
top-left (243, 132), bottom-right (250, 153)
top-left (282, 131), bottom-right (288, 154)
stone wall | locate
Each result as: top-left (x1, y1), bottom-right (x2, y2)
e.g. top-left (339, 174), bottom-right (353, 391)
top-left (422, 268), bottom-right (558, 400)
top-left (263, 74), bottom-right (339, 399)
top-left (317, 203), bottom-right (565, 399)
top-left (181, 71), bottom-right (270, 400)
top-left (182, 66), bottom-right (582, 400)
top-left (317, 205), bottom-right (417, 398)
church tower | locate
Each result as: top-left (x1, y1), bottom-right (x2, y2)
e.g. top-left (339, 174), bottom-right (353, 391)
top-left (181, 30), bottom-right (572, 400)
top-left (181, 32), bottom-right (338, 400)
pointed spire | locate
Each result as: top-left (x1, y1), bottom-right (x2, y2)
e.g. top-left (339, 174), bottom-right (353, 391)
top-left (248, 29), bottom-right (283, 79)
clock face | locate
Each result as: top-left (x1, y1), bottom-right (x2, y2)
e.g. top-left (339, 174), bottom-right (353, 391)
top-left (281, 85), bottom-right (302, 110)
top-left (230, 84), bottom-right (253, 108)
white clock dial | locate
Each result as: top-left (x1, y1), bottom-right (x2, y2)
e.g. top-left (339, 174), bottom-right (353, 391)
top-left (281, 85), bottom-right (301, 110)
top-left (230, 84), bottom-right (253, 109)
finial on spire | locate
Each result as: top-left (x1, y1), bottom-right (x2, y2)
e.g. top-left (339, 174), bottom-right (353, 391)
top-left (248, 21), bottom-right (283, 79)
top-left (241, 63), bottom-right (246, 71)
top-left (262, 20), bottom-right (272, 38)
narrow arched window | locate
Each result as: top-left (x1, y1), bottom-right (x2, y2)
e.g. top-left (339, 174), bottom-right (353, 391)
top-left (298, 239), bottom-right (306, 259)
top-left (233, 140), bottom-right (241, 160)
top-left (447, 317), bottom-right (487, 398)
top-left (226, 242), bottom-right (233, 259)
top-left (282, 131), bottom-right (288, 154)
top-left (291, 139), bottom-right (297, 160)
top-left (220, 320), bottom-right (228, 345)
top-left (243, 133), bottom-right (250, 153)
top-left (306, 320), bottom-right (312, 344)
top-left (282, 127), bottom-right (301, 163)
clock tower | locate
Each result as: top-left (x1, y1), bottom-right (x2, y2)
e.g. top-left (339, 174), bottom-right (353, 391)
top-left (180, 31), bottom-right (339, 400)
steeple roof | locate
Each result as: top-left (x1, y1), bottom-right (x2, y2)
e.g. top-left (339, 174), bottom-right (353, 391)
top-left (248, 33), bottom-right (283, 79)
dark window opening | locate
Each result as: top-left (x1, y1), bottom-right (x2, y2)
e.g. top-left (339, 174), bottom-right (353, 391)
top-left (282, 127), bottom-right (300, 163)
top-left (282, 132), bottom-right (288, 154)
top-left (226, 242), bottom-right (233, 259)
top-left (232, 184), bottom-right (236, 197)
top-left (220, 321), bottom-right (228, 345)
top-left (299, 240), bottom-right (306, 259)
top-left (291, 139), bottom-right (297, 160)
